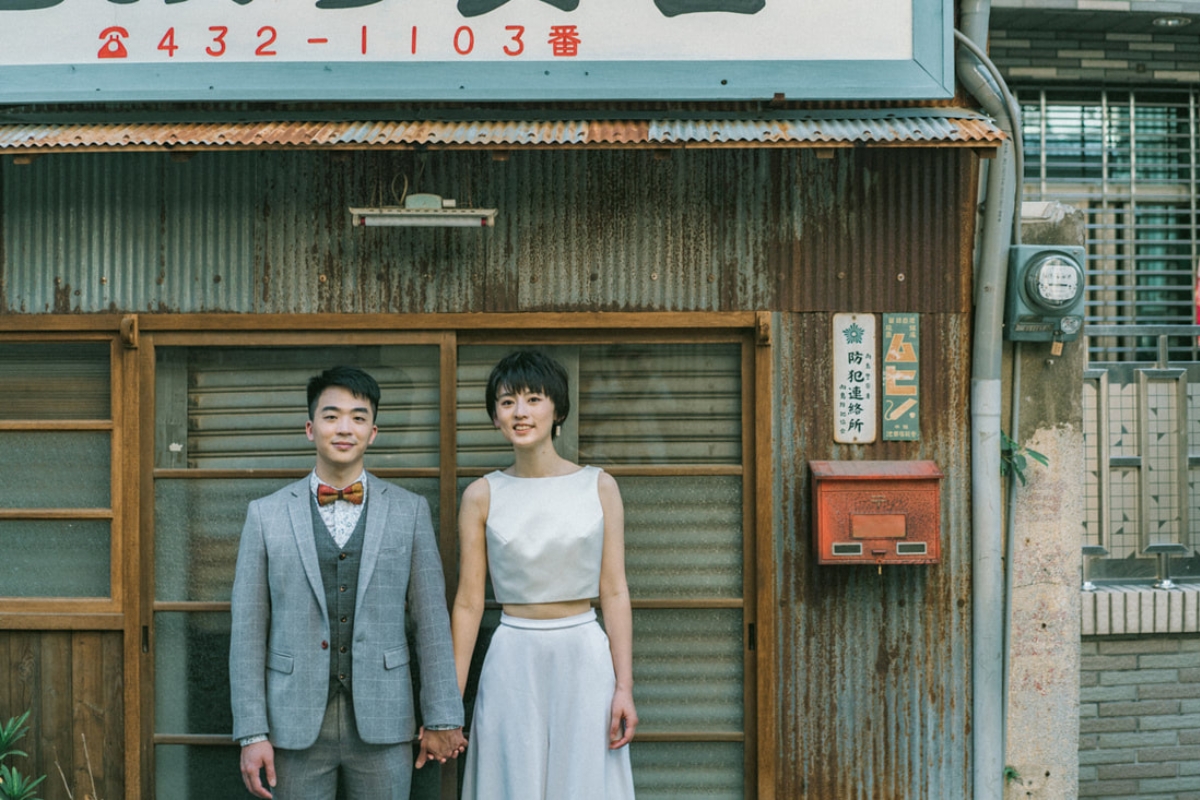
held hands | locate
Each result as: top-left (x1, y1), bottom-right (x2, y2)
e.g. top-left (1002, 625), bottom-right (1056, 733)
top-left (415, 726), bottom-right (468, 768)
top-left (609, 687), bottom-right (638, 749)
top-left (240, 739), bottom-right (276, 799)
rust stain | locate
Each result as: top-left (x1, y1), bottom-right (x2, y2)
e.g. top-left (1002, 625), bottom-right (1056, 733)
top-left (53, 279), bottom-right (72, 313)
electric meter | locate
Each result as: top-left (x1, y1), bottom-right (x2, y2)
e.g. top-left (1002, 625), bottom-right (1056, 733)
top-left (1004, 245), bottom-right (1087, 342)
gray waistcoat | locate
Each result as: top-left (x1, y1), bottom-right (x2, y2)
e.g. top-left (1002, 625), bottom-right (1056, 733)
top-left (311, 495), bottom-right (367, 695)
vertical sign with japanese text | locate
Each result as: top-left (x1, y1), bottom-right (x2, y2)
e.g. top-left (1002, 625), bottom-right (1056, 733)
top-left (833, 312), bottom-right (876, 444)
top-left (882, 313), bottom-right (920, 441)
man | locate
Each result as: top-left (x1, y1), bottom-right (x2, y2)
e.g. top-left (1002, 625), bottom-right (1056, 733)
top-left (230, 366), bottom-right (465, 799)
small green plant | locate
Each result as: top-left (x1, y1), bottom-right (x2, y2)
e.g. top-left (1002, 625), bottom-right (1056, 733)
top-left (1000, 432), bottom-right (1049, 486)
top-left (0, 712), bottom-right (31, 762)
top-left (1003, 764), bottom-right (1022, 785)
top-left (0, 712), bottom-right (46, 800)
top-left (0, 764), bottom-right (46, 800)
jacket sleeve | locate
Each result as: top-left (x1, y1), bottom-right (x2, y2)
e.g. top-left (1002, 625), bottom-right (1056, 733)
top-left (229, 500), bottom-right (271, 741)
top-left (407, 495), bottom-right (465, 729)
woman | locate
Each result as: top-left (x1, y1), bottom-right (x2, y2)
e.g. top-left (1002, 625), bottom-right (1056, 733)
top-left (451, 350), bottom-right (637, 799)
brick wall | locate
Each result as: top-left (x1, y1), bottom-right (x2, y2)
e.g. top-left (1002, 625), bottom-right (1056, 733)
top-left (1079, 635), bottom-right (1200, 799)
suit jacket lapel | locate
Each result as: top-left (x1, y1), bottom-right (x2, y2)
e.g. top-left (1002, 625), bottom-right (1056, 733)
top-left (287, 478), bottom-right (328, 620)
top-left (356, 474), bottom-right (388, 608)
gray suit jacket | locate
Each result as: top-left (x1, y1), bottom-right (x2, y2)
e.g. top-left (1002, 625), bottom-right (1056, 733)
top-left (229, 474), bottom-right (463, 749)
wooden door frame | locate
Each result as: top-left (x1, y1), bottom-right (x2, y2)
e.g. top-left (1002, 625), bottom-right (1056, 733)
top-left (1, 311), bottom-right (777, 800)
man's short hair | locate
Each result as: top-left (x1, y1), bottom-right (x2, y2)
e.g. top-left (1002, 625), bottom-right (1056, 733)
top-left (485, 351), bottom-right (570, 438)
top-left (307, 366), bottom-right (381, 421)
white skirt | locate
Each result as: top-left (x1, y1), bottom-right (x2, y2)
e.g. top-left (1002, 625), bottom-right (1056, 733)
top-left (461, 610), bottom-right (636, 800)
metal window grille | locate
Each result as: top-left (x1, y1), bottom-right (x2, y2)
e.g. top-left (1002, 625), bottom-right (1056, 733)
top-left (1018, 88), bottom-right (1200, 362)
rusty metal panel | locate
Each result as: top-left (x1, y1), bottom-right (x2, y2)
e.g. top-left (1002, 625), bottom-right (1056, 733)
top-left (1, 153), bottom-right (258, 313)
top-left (2, 154), bottom-right (163, 313)
top-left (514, 148), bottom-right (974, 314)
top-left (0, 116), bottom-right (1002, 154)
top-left (1, 151), bottom-right (500, 314)
top-left (782, 147), bottom-right (978, 313)
top-left (252, 151), bottom-right (492, 314)
top-left (3, 147), bottom-right (975, 315)
top-left (775, 311), bottom-right (973, 799)
top-left (160, 153), bottom-right (258, 312)
top-left (511, 148), bottom-right (743, 312)
top-left (515, 148), bottom-right (794, 312)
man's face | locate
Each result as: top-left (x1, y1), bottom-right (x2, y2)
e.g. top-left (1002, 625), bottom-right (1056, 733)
top-left (306, 386), bottom-right (378, 478)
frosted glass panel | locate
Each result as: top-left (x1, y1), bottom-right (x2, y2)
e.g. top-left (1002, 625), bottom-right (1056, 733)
top-left (155, 479), bottom-right (282, 603)
top-left (156, 478), bottom-right (440, 602)
top-left (631, 609), bottom-right (744, 733)
top-left (0, 432), bottom-right (110, 508)
top-left (579, 343), bottom-right (742, 465)
top-left (155, 612), bottom-right (232, 735)
top-left (155, 745), bottom-right (245, 800)
top-left (163, 345), bottom-right (440, 470)
top-left (622, 477), bottom-right (742, 599)
top-left (456, 343), bottom-right (743, 468)
top-left (455, 345), bottom-right (532, 469)
top-left (632, 741), bottom-right (744, 799)
top-left (0, 520), bottom-right (110, 596)
top-left (0, 342), bottom-right (109, 420)
top-left (456, 345), bottom-right (739, 470)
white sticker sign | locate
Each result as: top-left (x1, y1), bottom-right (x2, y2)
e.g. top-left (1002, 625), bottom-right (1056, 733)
top-left (833, 312), bottom-right (876, 444)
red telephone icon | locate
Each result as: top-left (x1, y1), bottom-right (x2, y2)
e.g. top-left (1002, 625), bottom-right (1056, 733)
top-left (98, 27), bottom-right (129, 59)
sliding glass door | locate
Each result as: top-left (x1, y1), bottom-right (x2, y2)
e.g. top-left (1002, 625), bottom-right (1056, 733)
top-left (150, 332), bottom-right (755, 799)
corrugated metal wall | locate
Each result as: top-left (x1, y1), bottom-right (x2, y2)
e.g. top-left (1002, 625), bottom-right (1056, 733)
top-left (2, 148), bottom-right (973, 315)
top-left (1, 145), bottom-right (979, 798)
top-left (776, 312), bottom-right (973, 799)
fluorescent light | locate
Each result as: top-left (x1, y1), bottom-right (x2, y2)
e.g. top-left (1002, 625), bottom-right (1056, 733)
top-left (1152, 15), bottom-right (1192, 27)
top-left (349, 206), bottom-right (497, 228)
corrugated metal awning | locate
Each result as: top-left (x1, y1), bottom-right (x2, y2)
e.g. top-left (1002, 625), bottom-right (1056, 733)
top-left (0, 112), bottom-right (1003, 155)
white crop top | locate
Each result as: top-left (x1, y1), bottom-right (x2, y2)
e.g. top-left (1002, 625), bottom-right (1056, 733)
top-left (484, 466), bottom-right (605, 604)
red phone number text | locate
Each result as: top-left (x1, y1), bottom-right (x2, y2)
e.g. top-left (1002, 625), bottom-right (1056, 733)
top-left (96, 24), bottom-right (583, 60)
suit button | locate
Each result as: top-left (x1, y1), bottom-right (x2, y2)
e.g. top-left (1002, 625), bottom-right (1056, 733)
top-left (339, 585), bottom-right (347, 592)
top-left (320, 641), bottom-right (329, 650)
top-left (340, 616), bottom-right (348, 624)
top-left (339, 646), bottom-right (347, 653)
top-left (339, 552), bottom-right (347, 560)
top-left (338, 673), bottom-right (346, 681)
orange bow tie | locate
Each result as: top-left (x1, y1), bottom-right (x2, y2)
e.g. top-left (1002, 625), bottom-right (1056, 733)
top-left (317, 481), bottom-right (364, 506)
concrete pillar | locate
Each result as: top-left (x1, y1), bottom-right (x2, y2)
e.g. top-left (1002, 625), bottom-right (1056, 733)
top-left (1002, 200), bottom-right (1086, 799)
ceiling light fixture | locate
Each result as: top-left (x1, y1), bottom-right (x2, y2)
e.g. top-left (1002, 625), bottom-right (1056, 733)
top-left (1152, 15), bottom-right (1192, 27)
top-left (350, 193), bottom-right (497, 228)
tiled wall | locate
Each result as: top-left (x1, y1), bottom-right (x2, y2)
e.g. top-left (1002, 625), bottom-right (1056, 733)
top-left (990, 27), bottom-right (1200, 84)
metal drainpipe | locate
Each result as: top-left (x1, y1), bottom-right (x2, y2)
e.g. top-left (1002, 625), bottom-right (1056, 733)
top-left (957, 3), bottom-right (1020, 799)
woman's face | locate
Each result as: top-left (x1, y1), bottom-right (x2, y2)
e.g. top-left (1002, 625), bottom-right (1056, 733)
top-left (493, 387), bottom-right (558, 447)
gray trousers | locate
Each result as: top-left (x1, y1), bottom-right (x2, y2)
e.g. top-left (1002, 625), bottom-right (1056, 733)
top-left (273, 688), bottom-right (413, 800)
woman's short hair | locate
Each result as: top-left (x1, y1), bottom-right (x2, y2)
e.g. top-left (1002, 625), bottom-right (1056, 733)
top-left (485, 350), bottom-right (570, 437)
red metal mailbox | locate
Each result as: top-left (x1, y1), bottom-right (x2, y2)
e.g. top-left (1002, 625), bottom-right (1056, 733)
top-left (810, 460), bottom-right (944, 565)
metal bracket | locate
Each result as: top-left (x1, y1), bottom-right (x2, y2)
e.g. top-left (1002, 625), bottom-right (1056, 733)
top-left (1144, 543), bottom-right (1189, 589)
top-left (1081, 545), bottom-right (1108, 591)
top-left (120, 314), bottom-right (139, 349)
top-left (755, 311), bottom-right (771, 347)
